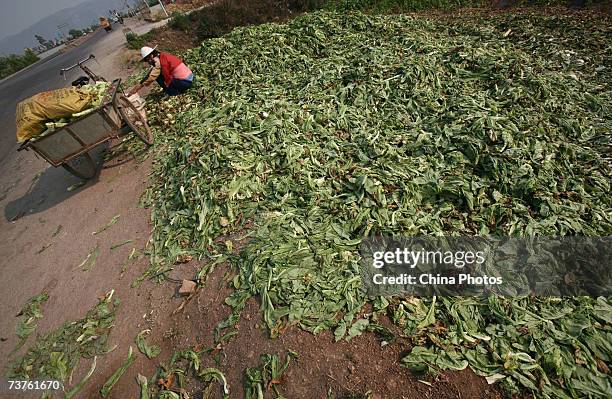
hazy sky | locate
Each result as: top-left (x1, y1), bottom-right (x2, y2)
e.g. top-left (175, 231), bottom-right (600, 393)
top-left (0, 0), bottom-right (91, 40)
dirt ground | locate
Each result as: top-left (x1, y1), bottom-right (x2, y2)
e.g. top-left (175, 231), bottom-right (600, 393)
top-left (112, 265), bottom-right (506, 399)
top-left (0, 6), bottom-right (572, 399)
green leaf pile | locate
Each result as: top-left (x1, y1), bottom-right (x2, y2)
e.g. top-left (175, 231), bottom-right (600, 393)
top-left (143, 10), bottom-right (611, 397)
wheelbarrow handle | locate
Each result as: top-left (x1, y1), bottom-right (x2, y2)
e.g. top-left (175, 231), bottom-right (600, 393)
top-left (60, 54), bottom-right (95, 75)
top-left (60, 54), bottom-right (104, 81)
top-left (17, 140), bottom-right (31, 151)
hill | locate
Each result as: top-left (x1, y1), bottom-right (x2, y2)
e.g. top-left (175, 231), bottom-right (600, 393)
top-left (0, 0), bottom-right (127, 55)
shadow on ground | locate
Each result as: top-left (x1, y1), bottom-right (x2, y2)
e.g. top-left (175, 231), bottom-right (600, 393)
top-left (100, 137), bottom-right (150, 170)
top-left (4, 144), bottom-right (109, 221)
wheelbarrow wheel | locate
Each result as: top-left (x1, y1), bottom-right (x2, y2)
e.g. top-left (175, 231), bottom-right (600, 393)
top-left (62, 152), bottom-right (97, 179)
top-left (115, 94), bottom-right (153, 145)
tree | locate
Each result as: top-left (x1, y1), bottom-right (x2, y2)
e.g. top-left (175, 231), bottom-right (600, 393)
top-left (0, 49), bottom-right (39, 79)
top-left (69, 29), bottom-right (84, 39)
top-left (34, 34), bottom-right (52, 49)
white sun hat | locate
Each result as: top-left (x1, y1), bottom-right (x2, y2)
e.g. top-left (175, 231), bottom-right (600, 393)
top-left (140, 45), bottom-right (158, 60)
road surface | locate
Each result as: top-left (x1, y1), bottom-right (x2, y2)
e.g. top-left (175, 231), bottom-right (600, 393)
top-left (0, 28), bottom-right (107, 166)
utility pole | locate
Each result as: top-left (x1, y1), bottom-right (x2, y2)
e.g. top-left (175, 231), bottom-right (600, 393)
top-left (138, 0), bottom-right (151, 18)
top-left (57, 22), bottom-right (69, 41)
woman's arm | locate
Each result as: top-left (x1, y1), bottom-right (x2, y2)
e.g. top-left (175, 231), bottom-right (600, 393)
top-left (128, 58), bottom-right (161, 95)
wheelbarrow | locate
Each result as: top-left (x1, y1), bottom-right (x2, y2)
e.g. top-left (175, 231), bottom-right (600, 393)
top-left (18, 55), bottom-right (152, 179)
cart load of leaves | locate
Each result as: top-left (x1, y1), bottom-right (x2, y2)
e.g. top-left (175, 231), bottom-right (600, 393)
top-left (142, 11), bottom-right (611, 398)
top-left (16, 81), bottom-right (110, 142)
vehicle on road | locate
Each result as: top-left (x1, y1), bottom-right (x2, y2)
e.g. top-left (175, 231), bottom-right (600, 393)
top-left (112, 10), bottom-right (124, 25)
top-left (100, 17), bottom-right (112, 32)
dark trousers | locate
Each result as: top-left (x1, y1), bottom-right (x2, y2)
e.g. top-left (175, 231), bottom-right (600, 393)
top-left (156, 75), bottom-right (193, 96)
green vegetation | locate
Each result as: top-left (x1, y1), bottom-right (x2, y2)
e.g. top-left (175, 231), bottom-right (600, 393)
top-left (79, 244), bottom-right (100, 271)
top-left (0, 49), bottom-right (39, 80)
top-left (69, 28), bottom-right (84, 39)
top-left (245, 352), bottom-right (297, 398)
top-left (145, 349), bottom-right (230, 398)
top-left (12, 293), bottom-right (48, 351)
top-left (164, 0), bottom-right (577, 43)
top-left (125, 31), bottom-right (156, 50)
top-left (7, 291), bottom-right (118, 396)
top-left (168, 12), bottom-right (192, 31)
top-left (135, 329), bottom-right (161, 359)
top-left (326, 0), bottom-right (485, 11)
top-left (93, 214), bottom-right (120, 235)
top-left (35, 34), bottom-right (54, 50)
top-left (164, 0), bottom-right (328, 40)
top-left (100, 346), bottom-right (136, 397)
top-left (398, 296), bottom-right (612, 397)
top-left (142, 9), bottom-right (610, 397)
top-left (324, 0), bottom-right (578, 12)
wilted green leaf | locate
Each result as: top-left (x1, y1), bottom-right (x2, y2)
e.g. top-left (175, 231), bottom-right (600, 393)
top-left (135, 329), bottom-right (161, 359)
top-left (78, 244), bottom-right (100, 271)
top-left (100, 346), bottom-right (136, 397)
top-left (93, 215), bottom-right (120, 235)
top-left (64, 356), bottom-right (97, 399)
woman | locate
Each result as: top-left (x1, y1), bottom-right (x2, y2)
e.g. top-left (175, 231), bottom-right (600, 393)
top-left (128, 46), bottom-right (194, 96)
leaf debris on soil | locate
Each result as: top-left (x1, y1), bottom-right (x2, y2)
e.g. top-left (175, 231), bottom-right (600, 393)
top-left (51, 224), bottom-right (63, 237)
top-left (245, 351), bottom-right (297, 399)
top-left (110, 239), bottom-right (134, 251)
top-left (397, 296), bottom-right (612, 397)
top-left (79, 243), bottom-right (100, 271)
top-left (93, 214), bottom-right (120, 235)
top-left (7, 290), bottom-right (118, 395)
top-left (135, 329), bottom-right (161, 359)
top-left (121, 248), bottom-right (143, 276)
top-left (137, 373), bottom-right (149, 399)
top-left (201, 367), bottom-right (230, 398)
top-left (35, 242), bottom-right (53, 254)
top-left (28, 171), bottom-right (43, 191)
top-left (136, 348), bottom-right (230, 398)
top-left (12, 292), bottom-right (49, 351)
top-left (64, 356), bottom-right (97, 399)
top-left (100, 345), bottom-right (136, 397)
top-left (67, 181), bottom-right (86, 192)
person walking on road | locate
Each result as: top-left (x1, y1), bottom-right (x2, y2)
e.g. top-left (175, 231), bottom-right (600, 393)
top-left (128, 46), bottom-right (194, 96)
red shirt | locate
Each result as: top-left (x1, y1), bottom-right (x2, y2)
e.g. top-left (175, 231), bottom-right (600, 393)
top-left (159, 52), bottom-right (192, 87)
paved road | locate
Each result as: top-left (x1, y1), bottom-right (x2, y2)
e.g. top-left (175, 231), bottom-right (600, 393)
top-left (0, 28), bottom-right (107, 166)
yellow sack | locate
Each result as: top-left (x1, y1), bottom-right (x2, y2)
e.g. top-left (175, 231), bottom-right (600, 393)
top-left (16, 87), bottom-right (94, 142)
